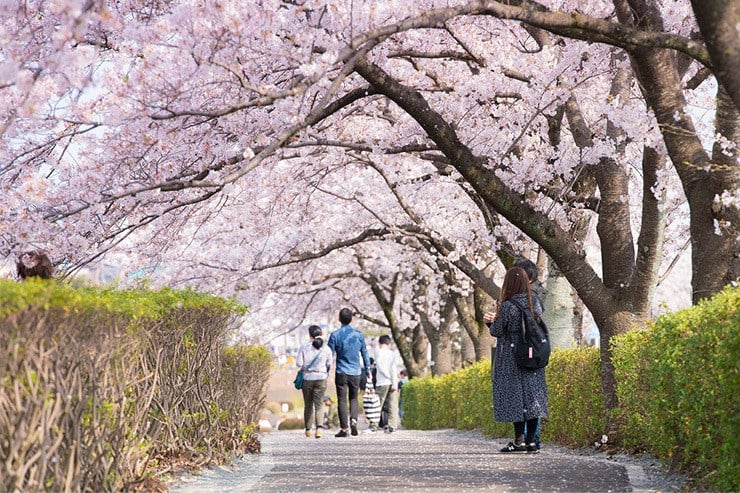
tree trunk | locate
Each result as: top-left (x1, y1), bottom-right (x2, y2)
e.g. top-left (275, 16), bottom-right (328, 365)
top-left (690, 0), bottom-right (740, 109)
top-left (571, 292), bottom-right (586, 347)
top-left (542, 257), bottom-right (578, 349)
top-left (427, 330), bottom-right (453, 376)
top-left (472, 286), bottom-right (496, 359)
top-left (593, 310), bottom-right (641, 435)
top-left (421, 300), bottom-right (456, 376)
top-left (452, 286), bottom-right (495, 362)
top-left (409, 322), bottom-right (430, 377)
top-left (460, 327), bottom-right (477, 367)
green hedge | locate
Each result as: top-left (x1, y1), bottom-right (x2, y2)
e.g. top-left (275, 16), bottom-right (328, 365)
top-left (402, 285), bottom-right (739, 491)
top-left (545, 348), bottom-right (604, 447)
top-left (0, 279), bottom-right (271, 492)
top-left (612, 285), bottom-right (739, 491)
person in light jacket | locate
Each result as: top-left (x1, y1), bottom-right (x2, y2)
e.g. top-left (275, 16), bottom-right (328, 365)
top-left (295, 325), bottom-right (333, 438)
top-left (484, 267), bottom-right (549, 453)
top-left (374, 335), bottom-right (400, 433)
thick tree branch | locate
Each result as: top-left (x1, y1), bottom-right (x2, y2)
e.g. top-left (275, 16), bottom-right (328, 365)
top-left (631, 146), bottom-right (666, 310)
top-left (354, 58), bottom-right (610, 311)
top-left (349, 1), bottom-right (712, 70)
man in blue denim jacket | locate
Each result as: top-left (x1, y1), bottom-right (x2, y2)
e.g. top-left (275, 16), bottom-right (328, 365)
top-left (328, 307), bottom-right (371, 437)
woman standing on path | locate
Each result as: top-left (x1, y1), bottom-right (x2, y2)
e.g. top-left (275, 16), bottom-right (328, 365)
top-left (484, 267), bottom-right (549, 453)
top-left (295, 325), bottom-right (332, 438)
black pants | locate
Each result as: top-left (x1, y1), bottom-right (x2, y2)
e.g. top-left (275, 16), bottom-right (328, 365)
top-left (335, 373), bottom-right (361, 429)
top-left (514, 418), bottom-right (539, 444)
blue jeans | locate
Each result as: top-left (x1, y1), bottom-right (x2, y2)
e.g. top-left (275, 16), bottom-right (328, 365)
top-left (523, 418), bottom-right (541, 448)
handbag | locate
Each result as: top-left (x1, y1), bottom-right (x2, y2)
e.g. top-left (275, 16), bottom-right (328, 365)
top-left (293, 371), bottom-right (305, 390)
top-left (293, 350), bottom-right (322, 390)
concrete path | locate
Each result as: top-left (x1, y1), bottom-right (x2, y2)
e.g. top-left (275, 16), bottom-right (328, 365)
top-left (170, 429), bottom-right (659, 492)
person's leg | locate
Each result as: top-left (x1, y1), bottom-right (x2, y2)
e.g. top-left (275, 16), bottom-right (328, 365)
top-left (380, 394), bottom-right (390, 428)
top-left (302, 384), bottom-right (312, 435)
top-left (525, 417), bottom-right (540, 452)
top-left (500, 421), bottom-right (527, 452)
top-left (335, 373), bottom-right (349, 431)
top-left (314, 383), bottom-right (325, 428)
top-left (524, 418), bottom-right (539, 444)
top-left (375, 385), bottom-right (390, 430)
top-left (534, 418), bottom-right (541, 449)
top-left (347, 375), bottom-right (361, 434)
top-left (313, 380), bottom-right (327, 431)
top-left (514, 421), bottom-right (526, 444)
top-left (387, 388), bottom-right (399, 431)
top-left (376, 385), bottom-right (390, 415)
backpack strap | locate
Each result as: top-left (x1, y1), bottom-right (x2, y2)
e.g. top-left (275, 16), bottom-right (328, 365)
top-left (508, 299), bottom-right (528, 340)
top-left (509, 298), bottom-right (549, 336)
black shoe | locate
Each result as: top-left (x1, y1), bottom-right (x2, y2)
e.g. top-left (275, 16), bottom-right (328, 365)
top-left (335, 429), bottom-right (348, 438)
top-left (350, 419), bottom-right (358, 436)
top-left (527, 443), bottom-right (540, 453)
top-left (385, 427), bottom-right (395, 433)
top-left (500, 441), bottom-right (527, 452)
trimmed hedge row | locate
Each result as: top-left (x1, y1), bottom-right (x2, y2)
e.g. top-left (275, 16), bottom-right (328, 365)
top-left (0, 279), bottom-right (272, 492)
top-left (612, 286), bottom-right (738, 491)
top-left (402, 286), bottom-right (739, 491)
top-left (402, 348), bottom-right (602, 443)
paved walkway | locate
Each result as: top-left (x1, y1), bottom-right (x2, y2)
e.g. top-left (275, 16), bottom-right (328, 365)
top-left (170, 429), bottom-right (661, 492)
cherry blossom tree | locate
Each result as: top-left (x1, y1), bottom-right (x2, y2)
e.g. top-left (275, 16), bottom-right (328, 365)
top-left (2, 0), bottom-right (737, 423)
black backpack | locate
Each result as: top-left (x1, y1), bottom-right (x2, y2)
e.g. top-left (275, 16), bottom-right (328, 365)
top-left (509, 299), bottom-right (551, 369)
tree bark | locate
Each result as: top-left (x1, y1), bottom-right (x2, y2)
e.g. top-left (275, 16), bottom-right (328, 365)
top-left (452, 286), bottom-right (495, 361)
top-left (543, 259), bottom-right (578, 349)
top-left (414, 275), bottom-right (456, 376)
top-left (690, 0), bottom-right (740, 109)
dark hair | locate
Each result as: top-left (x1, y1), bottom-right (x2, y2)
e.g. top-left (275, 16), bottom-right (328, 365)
top-left (309, 325), bottom-right (323, 349)
top-left (499, 267), bottom-right (536, 319)
top-left (16, 250), bottom-right (54, 280)
top-left (513, 258), bottom-right (538, 283)
top-left (379, 334), bottom-right (391, 345)
top-left (400, 369), bottom-right (408, 377)
top-left (339, 307), bottom-right (353, 325)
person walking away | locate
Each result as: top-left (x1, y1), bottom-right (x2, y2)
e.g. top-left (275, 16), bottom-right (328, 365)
top-left (328, 307), bottom-right (371, 437)
top-left (362, 382), bottom-right (381, 431)
top-left (295, 325), bottom-right (332, 438)
top-left (513, 257), bottom-right (544, 450)
top-left (484, 267), bottom-right (549, 453)
top-left (374, 335), bottom-right (400, 433)
top-left (398, 369), bottom-right (409, 421)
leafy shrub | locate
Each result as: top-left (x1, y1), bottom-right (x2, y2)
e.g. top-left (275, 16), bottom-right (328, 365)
top-left (453, 361), bottom-right (493, 431)
top-left (400, 377), bottom-right (432, 430)
top-left (0, 279), bottom-right (268, 492)
top-left (612, 285), bottom-right (739, 491)
top-left (544, 348), bottom-right (604, 447)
